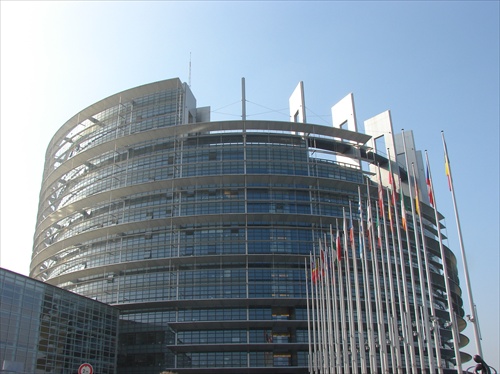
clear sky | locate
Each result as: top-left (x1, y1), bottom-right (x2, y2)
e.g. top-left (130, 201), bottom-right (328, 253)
top-left (1, 0), bottom-right (498, 369)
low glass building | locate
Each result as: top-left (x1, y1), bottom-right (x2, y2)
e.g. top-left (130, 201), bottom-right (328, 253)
top-left (29, 78), bottom-right (469, 373)
top-left (0, 268), bottom-right (119, 373)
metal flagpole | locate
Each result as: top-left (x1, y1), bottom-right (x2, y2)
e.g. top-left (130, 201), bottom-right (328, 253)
top-left (319, 242), bottom-right (328, 374)
top-left (377, 173), bottom-right (404, 373)
top-left (343, 209), bottom-right (358, 373)
top-left (313, 245), bottom-right (322, 373)
top-left (441, 131), bottom-right (483, 358)
top-left (410, 161), bottom-right (437, 373)
top-left (367, 195), bottom-right (382, 372)
top-left (425, 151), bottom-right (463, 372)
top-left (306, 256), bottom-right (313, 374)
top-left (327, 227), bottom-right (339, 373)
top-left (355, 192), bottom-right (369, 374)
top-left (350, 201), bottom-right (367, 373)
top-left (330, 225), bottom-right (341, 373)
top-left (399, 173), bottom-right (427, 371)
top-left (321, 237), bottom-right (334, 374)
top-left (324, 240), bottom-right (334, 374)
top-left (336, 220), bottom-right (349, 373)
top-left (386, 151), bottom-right (412, 373)
top-left (325, 236), bottom-right (336, 374)
top-left (375, 168), bottom-right (397, 373)
top-left (310, 251), bottom-right (318, 373)
top-left (375, 190), bottom-right (392, 373)
top-left (420, 157), bottom-right (444, 373)
top-left (385, 187), bottom-right (406, 374)
top-left (366, 180), bottom-right (389, 373)
top-left (361, 197), bottom-right (377, 372)
top-left (392, 172), bottom-right (418, 372)
top-left (400, 131), bottom-right (429, 371)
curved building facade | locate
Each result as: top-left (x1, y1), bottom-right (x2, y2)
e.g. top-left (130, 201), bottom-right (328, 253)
top-left (31, 78), bottom-right (469, 373)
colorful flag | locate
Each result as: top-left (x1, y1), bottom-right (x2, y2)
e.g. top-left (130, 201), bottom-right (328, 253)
top-left (311, 256), bottom-right (318, 284)
top-left (387, 156), bottom-right (398, 207)
top-left (426, 163), bottom-right (434, 207)
top-left (358, 195), bottom-right (363, 222)
top-left (358, 220), bottom-right (364, 259)
top-left (349, 203), bottom-right (355, 248)
top-left (414, 174), bottom-right (421, 216)
top-left (443, 135), bottom-right (452, 191)
top-left (357, 188), bottom-right (365, 258)
top-left (445, 158), bottom-right (451, 190)
top-left (386, 188), bottom-right (394, 234)
top-left (376, 207), bottom-right (383, 249)
top-left (400, 179), bottom-right (407, 231)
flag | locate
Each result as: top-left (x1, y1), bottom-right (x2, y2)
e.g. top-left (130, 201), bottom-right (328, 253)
top-left (319, 241), bottom-right (326, 278)
top-left (387, 155), bottom-right (398, 206)
top-left (377, 165), bottom-right (384, 217)
top-left (311, 256), bottom-right (318, 284)
top-left (376, 207), bottom-right (383, 249)
top-left (443, 134), bottom-right (452, 191)
top-left (366, 200), bottom-right (373, 251)
top-left (349, 202), bottom-right (355, 248)
top-left (400, 179), bottom-right (407, 231)
top-left (426, 163), bottom-right (434, 207)
top-left (357, 188), bottom-right (365, 258)
top-left (358, 194), bottom-right (363, 223)
top-left (386, 188), bottom-right (394, 234)
top-left (414, 174), bottom-right (421, 216)
top-left (336, 226), bottom-right (342, 262)
top-left (329, 224), bottom-right (335, 262)
top-left (349, 220), bottom-right (355, 248)
top-left (358, 220), bottom-right (364, 258)
top-left (388, 169), bottom-right (397, 206)
top-left (445, 156), bottom-right (451, 190)
top-left (343, 209), bottom-right (350, 261)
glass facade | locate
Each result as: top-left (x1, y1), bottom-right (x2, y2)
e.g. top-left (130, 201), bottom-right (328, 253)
top-left (30, 78), bottom-right (468, 373)
top-left (0, 268), bottom-right (119, 373)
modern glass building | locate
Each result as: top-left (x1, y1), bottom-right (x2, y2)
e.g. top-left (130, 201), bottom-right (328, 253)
top-left (0, 268), bottom-right (119, 373)
top-left (30, 78), bottom-right (470, 373)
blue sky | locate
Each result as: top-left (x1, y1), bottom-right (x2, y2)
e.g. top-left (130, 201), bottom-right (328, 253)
top-left (1, 1), bottom-right (498, 368)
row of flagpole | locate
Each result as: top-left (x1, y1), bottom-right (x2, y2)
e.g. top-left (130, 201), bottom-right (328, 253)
top-left (304, 131), bottom-right (482, 373)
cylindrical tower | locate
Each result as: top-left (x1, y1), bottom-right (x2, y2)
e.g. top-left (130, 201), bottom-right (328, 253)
top-left (31, 78), bottom-right (469, 373)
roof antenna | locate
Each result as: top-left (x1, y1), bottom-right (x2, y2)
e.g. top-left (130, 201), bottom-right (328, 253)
top-left (241, 77), bottom-right (246, 121)
top-left (188, 52), bottom-right (192, 87)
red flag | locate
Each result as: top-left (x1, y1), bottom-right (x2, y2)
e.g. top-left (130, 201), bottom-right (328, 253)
top-left (311, 256), bottom-right (318, 284)
top-left (426, 163), bottom-right (434, 207)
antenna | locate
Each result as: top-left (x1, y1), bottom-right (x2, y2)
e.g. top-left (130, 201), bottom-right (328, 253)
top-left (241, 77), bottom-right (246, 121)
top-left (188, 52), bottom-right (192, 87)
